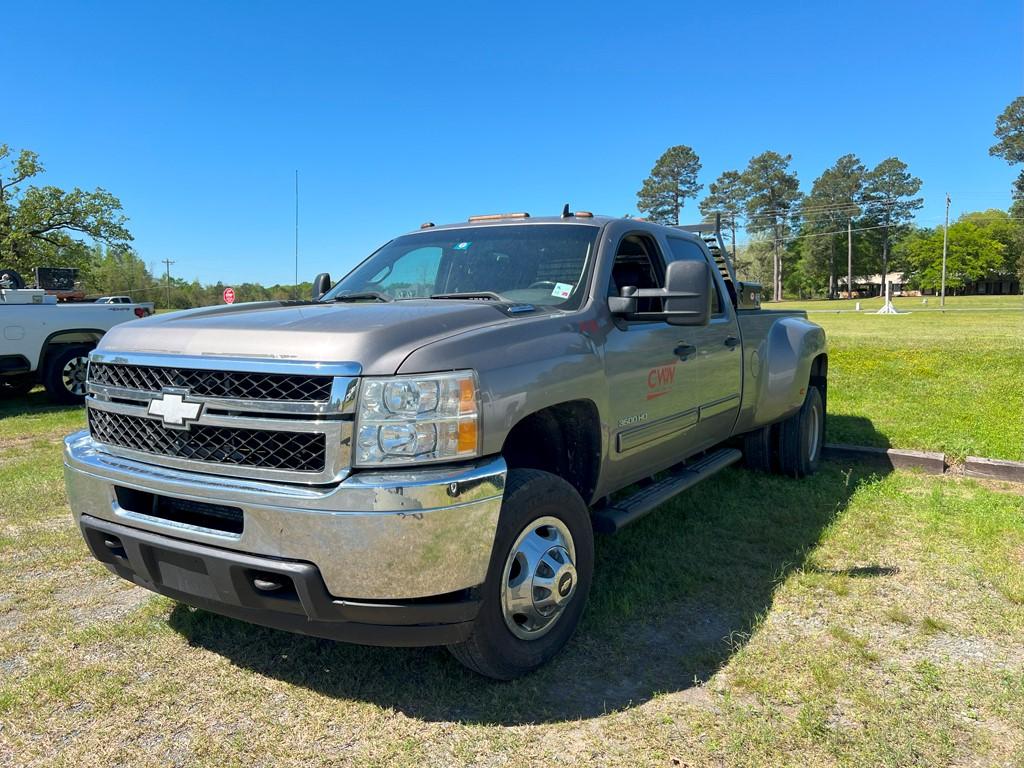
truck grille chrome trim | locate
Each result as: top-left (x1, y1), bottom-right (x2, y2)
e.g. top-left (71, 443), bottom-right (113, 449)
top-left (88, 408), bottom-right (327, 472)
top-left (90, 362), bottom-right (333, 402)
top-left (84, 352), bottom-right (356, 484)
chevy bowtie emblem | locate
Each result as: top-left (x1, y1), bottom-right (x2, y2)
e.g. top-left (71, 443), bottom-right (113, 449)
top-left (147, 388), bottom-right (203, 429)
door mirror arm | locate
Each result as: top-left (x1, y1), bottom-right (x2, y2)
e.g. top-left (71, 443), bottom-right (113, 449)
top-left (607, 259), bottom-right (712, 326)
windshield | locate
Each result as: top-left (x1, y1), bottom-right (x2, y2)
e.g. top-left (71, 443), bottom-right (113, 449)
top-left (322, 224), bottom-right (599, 308)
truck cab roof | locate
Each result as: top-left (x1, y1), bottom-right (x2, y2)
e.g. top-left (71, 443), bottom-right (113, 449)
top-left (408, 214), bottom-right (708, 243)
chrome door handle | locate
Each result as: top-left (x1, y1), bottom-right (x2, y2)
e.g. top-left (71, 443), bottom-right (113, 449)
top-left (674, 343), bottom-right (697, 361)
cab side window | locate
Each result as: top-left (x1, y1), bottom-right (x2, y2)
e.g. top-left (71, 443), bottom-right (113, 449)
top-left (666, 237), bottom-right (723, 316)
top-left (609, 234), bottom-right (665, 314)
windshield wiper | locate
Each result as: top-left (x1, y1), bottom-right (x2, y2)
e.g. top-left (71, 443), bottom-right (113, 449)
top-left (429, 291), bottom-right (505, 301)
top-left (330, 291), bottom-right (393, 303)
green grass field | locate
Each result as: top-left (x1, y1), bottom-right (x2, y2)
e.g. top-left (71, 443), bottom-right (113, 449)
top-left (775, 295), bottom-right (1024, 461)
top-left (2, 297), bottom-right (1024, 766)
top-left (1, 399), bottom-right (1023, 766)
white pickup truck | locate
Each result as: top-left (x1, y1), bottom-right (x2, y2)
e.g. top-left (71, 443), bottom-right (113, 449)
top-left (1, 285), bottom-right (152, 403)
top-left (94, 296), bottom-right (155, 315)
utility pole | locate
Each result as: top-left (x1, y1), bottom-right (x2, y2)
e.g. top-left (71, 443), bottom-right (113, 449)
top-left (162, 259), bottom-right (175, 309)
top-left (847, 216), bottom-right (853, 301)
top-left (940, 193), bottom-right (950, 307)
top-left (294, 170), bottom-right (299, 300)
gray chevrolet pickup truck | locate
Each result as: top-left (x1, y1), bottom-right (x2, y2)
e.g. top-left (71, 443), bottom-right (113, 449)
top-left (64, 210), bottom-right (827, 679)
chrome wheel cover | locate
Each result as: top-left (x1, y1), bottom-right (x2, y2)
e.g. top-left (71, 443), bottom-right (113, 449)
top-left (62, 356), bottom-right (89, 396)
top-left (807, 397), bottom-right (821, 461)
top-left (501, 516), bottom-right (578, 640)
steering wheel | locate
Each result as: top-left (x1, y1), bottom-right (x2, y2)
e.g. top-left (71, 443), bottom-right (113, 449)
top-left (528, 281), bottom-right (557, 290)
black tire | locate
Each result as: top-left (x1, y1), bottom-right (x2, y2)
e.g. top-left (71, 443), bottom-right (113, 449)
top-left (447, 468), bottom-right (594, 680)
top-left (0, 268), bottom-right (25, 289)
top-left (742, 423), bottom-right (775, 472)
top-left (42, 345), bottom-right (93, 405)
top-left (777, 385), bottom-right (825, 478)
top-left (0, 373), bottom-right (36, 397)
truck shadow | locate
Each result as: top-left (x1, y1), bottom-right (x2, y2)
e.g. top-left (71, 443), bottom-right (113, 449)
top-left (825, 413), bottom-right (891, 449)
top-left (169, 458), bottom-right (893, 726)
top-left (0, 390), bottom-right (82, 419)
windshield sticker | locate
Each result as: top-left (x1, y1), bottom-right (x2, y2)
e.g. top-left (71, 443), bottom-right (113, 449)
top-left (551, 282), bottom-right (573, 299)
top-left (453, 241), bottom-right (471, 250)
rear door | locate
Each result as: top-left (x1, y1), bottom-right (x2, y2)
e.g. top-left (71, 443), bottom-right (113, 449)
top-left (603, 232), bottom-right (705, 489)
top-left (665, 236), bottom-right (743, 447)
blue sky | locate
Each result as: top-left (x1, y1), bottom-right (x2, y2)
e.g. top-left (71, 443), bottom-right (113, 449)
top-left (4, 1), bottom-right (1022, 285)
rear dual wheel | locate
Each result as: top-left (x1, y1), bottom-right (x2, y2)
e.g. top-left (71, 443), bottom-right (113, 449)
top-left (742, 384), bottom-right (825, 478)
top-left (448, 469), bottom-right (594, 680)
top-left (778, 385), bottom-right (824, 477)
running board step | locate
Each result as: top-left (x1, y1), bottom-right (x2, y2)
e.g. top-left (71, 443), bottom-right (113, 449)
top-left (592, 448), bottom-right (742, 534)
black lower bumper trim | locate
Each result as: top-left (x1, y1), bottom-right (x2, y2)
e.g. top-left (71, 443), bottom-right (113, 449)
top-left (78, 514), bottom-right (479, 647)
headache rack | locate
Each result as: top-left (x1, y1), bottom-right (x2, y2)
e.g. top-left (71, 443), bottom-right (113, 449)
top-left (675, 214), bottom-right (761, 310)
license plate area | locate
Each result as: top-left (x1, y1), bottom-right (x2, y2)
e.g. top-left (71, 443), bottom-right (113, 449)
top-left (115, 486), bottom-right (244, 535)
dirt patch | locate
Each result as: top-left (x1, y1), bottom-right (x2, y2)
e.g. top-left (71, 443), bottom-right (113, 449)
top-left (56, 579), bottom-right (152, 627)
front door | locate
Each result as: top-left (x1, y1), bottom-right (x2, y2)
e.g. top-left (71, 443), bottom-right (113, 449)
top-left (603, 233), bottom-right (705, 490)
top-left (665, 236), bottom-right (743, 449)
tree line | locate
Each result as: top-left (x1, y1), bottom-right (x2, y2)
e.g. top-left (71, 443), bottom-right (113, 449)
top-left (84, 243), bottom-right (311, 308)
top-left (3, 96), bottom-right (1023, 307)
top-left (637, 95), bottom-right (1024, 300)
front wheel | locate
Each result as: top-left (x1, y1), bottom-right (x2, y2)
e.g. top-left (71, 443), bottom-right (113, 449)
top-left (448, 469), bottom-right (594, 680)
top-left (43, 345), bottom-right (93, 405)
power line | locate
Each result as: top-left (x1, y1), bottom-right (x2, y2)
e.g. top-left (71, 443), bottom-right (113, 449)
top-left (740, 198), bottom-right (902, 221)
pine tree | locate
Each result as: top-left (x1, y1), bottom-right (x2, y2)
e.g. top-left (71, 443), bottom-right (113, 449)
top-left (636, 145), bottom-right (703, 225)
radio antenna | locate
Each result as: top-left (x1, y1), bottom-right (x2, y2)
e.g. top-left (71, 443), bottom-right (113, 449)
top-left (294, 170), bottom-right (299, 300)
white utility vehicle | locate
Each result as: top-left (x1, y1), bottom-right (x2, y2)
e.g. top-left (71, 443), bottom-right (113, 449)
top-left (1, 275), bottom-right (153, 403)
top-left (95, 296), bottom-right (154, 315)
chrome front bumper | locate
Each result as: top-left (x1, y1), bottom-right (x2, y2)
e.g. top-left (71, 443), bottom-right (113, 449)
top-left (63, 430), bottom-right (506, 600)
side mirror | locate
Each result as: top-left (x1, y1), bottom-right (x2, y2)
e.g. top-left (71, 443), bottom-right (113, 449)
top-left (312, 272), bottom-right (332, 301)
top-left (607, 259), bottom-right (712, 326)
top-left (662, 259), bottom-right (712, 326)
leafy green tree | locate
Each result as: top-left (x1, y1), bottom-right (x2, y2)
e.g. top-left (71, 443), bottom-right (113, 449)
top-left (85, 244), bottom-right (159, 299)
top-left (959, 209), bottom-right (1024, 284)
top-left (861, 157), bottom-right (922, 295)
top-left (800, 154), bottom-right (866, 297)
top-left (699, 169), bottom-right (745, 257)
top-left (636, 145), bottom-right (703, 225)
top-left (0, 145), bottom-right (132, 276)
top-left (741, 151), bottom-right (802, 301)
top-left (901, 220), bottom-right (1006, 292)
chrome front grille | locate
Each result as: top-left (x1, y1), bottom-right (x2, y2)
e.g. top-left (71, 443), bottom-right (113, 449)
top-left (84, 352), bottom-right (358, 485)
top-left (88, 409), bottom-right (327, 472)
top-left (89, 362), bottom-right (333, 402)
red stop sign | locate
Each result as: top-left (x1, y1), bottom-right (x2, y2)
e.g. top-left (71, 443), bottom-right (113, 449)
top-left (223, 287), bottom-right (235, 304)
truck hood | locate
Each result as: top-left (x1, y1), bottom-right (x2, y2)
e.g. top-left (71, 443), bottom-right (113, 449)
top-left (97, 300), bottom-right (514, 375)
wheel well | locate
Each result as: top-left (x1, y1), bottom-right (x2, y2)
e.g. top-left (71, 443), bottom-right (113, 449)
top-left (41, 330), bottom-right (101, 366)
top-left (500, 400), bottom-right (601, 505)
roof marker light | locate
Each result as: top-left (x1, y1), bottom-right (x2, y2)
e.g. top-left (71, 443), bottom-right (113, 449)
top-left (467, 212), bottom-right (531, 222)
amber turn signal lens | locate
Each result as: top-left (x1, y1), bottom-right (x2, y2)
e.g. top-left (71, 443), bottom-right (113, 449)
top-left (457, 421), bottom-right (478, 453)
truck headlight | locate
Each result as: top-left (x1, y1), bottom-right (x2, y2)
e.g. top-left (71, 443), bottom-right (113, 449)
top-left (355, 370), bottom-right (480, 466)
